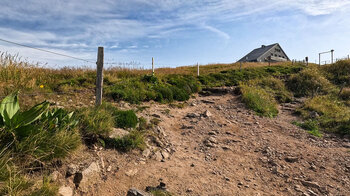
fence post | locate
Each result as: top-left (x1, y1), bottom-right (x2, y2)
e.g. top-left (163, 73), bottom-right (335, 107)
top-left (96, 47), bottom-right (104, 106)
top-left (152, 57), bottom-right (154, 76)
top-left (197, 62), bottom-right (199, 77)
top-left (305, 57), bottom-right (308, 66)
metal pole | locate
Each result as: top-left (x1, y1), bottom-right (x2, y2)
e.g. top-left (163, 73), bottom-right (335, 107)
top-left (152, 57), bottom-right (154, 76)
top-left (96, 47), bottom-right (104, 106)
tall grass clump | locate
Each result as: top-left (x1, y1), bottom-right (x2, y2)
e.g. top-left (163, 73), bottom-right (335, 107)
top-left (114, 110), bottom-right (138, 129)
top-left (298, 95), bottom-right (350, 134)
top-left (287, 66), bottom-right (334, 97)
top-left (322, 60), bottom-right (350, 85)
top-left (78, 103), bottom-right (115, 138)
top-left (240, 84), bottom-right (278, 117)
top-left (247, 77), bottom-right (292, 103)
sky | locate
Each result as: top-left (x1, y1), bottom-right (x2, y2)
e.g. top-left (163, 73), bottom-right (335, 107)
top-left (0, 0), bottom-right (350, 68)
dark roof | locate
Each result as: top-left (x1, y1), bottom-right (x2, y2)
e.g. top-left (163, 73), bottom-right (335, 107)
top-left (239, 43), bottom-right (277, 62)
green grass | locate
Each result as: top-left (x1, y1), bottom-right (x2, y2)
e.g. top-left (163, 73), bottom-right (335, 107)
top-left (78, 103), bottom-right (115, 137)
top-left (292, 120), bottom-right (322, 137)
top-left (240, 84), bottom-right (278, 117)
top-left (114, 110), bottom-right (138, 129)
top-left (104, 130), bottom-right (146, 152)
top-left (150, 190), bottom-right (175, 196)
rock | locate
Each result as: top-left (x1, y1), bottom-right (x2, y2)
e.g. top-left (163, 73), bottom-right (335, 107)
top-left (307, 189), bottom-right (318, 196)
top-left (127, 188), bottom-right (151, 196)
top-left (301, 180), bottom-right (321, 189)
top-left (161, 151), bottom-right (170, 160)
top-left (125, 169), bottom-right (138, 177)
top-left (294, 185), bottom-right (303, 193)
top-left (208, 136), bottom-right (218, 144)
top-left (107, 166), bottom-right (112, 172)
top-left (343, 143), bottom-right (350, 148)
top-left (186, 113), bottom-right (199, 118)
top-left (203, 110), bottom-right (212, 117)
top-left (154, 151), bottom-right (163, 162)
top-left (109, 128), bottom-right (129, 138)
top-left (152, 114), bottom-right (161, 118)
top-left (66, 164), bottom-right (78, 176)
top-left (73, 172), bottom-right (83, 188)
top-left (285, 156), bottom-right (299, 163)
top-left (142, 149), bottom-right (151, 158)
top-left (202, 100), bottom-right (216, 104)
top-left (50, 171), bottom-right (60, 182)
top-left (208, 131), bottom-right (217, 135)
top-left (58, 186), bottom-right (73, 196)
top-left (79, 162), bottom-right (100, 191)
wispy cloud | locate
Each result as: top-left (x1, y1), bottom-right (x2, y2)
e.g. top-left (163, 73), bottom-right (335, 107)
top-left (0, 0), bottom-right (349, 66)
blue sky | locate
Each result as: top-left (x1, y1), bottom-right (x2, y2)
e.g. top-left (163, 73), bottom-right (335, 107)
top-left (0, 0), bottom-right (350, 68)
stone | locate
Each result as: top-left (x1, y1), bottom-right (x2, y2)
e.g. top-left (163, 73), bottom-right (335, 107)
top-left (66, 164), bottom-right (78, 176)
top-left (203, 110), bottom-right (212, 117)
top-left (127, 188), bottom-right (151, 196)
top-left (109, 128), bottom-right (129, 138)
top-left (152, 114), bottom-right (161, 118)
top-left (285, 156), bottom-right (299, 163)
top-left (186, 113), bottom-right (199, 118)
top-left (208, 136), bottom-right (218, 144)
top-left (79, 162), bottom-right (100, 191)
top-left (50, 171), bottom-right (60, 182)
top-left (161, 151), bottom-right (170, 160)
top-left (107, 166), bottom-right (112, 172)
top-left (125, 169), bottom-right (138, 177)
top-left (58, 186), bottom-right (73, 196)
top-left (301, 180), bottom-right (321, 189)
top-left (142, 149), bottom-right (151, 158)
top-left (154, 151), bottom-right (163, 162)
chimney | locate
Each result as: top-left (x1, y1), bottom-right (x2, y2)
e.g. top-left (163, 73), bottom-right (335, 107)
top-left (261, 45), bottom-right (266, 48)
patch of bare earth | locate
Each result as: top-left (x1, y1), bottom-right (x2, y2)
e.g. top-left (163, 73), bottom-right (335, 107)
top-left (58, 88), bottom-right (350, 196)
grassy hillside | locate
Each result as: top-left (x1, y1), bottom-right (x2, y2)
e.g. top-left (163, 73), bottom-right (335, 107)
top-left (1, 52), bottom-right (350, 195)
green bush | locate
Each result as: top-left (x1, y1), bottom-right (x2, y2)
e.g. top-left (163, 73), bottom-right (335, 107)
top-left (298, 95), bottom-right (350, 134)
top-left (322, 60), bottom-right (350, 85)
top-left (105, 131), bottom-right (145, 152)
top-left (240, 84), bottom-right (278, 117)
top-left (247, 77), bottom-right (292, 103)
top-left (114, 110), bottom-right (138, 129)
top-left (287, 66), bottom-right (334, 97)
top-left (78, 103), bottom-right (115, 137)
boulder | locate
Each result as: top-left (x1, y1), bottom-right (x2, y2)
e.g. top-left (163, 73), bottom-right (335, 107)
top-left (203, 110), bottom-right (212, 117)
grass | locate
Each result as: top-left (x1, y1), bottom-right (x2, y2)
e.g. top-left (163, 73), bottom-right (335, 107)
top-left (114, 110), bottom-right (138, 129)
top-left (240, 84), bottom-right (278, 117)
top-left (104, 130), bottom-right (146, 152)
top-left (292, 120), bottom-right (322, 137)
top-left (150, 189), bottom-right (175, 196)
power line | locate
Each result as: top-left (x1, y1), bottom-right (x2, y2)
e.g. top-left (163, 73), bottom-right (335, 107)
top-left (0, 38), bottom-right (95, 64)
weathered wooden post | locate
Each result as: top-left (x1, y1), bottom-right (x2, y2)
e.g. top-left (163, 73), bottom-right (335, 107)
top-left (305, 56), bottom-right (309, 66)
top-left (197, 62), bottom-right (199, 77)
top-left (152, 57), bottom-right (154, 76)
top-left (96, 47), bottom-right (104, 106)
top-left (331, 49), bottom-right (334, 64)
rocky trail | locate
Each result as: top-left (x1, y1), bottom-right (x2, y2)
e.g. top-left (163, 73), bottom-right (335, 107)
top-left (56, 88), bottom-right (350, 196)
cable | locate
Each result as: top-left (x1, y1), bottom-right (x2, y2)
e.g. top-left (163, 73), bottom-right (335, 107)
top-left (0, 38), bottom-right (95, 64)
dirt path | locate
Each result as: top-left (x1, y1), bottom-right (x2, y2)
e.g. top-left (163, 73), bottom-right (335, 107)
top-left (62, 90), bottom-right (350, 196)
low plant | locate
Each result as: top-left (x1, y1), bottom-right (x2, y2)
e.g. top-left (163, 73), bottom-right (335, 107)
top-left (292, 120), bottom-right (322, 137)
top-left (78, 103), bottom-right (115, 137)
top-left (105, 130), bottom-right (146, 152)
top-left (240, 84), bottom-right (278, 117)
top-left (287, 66), bottom-right (334, 97)
top-left (114, 110), bottom-right (138, 129)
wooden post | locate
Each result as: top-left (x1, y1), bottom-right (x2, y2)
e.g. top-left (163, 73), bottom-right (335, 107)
top-left (197, 63), bottom-right (199, 77)
top-left (152, 57), bottom-right (154, 76)
top-left (305, 57), bottom-right (309, 66)
top-left (319, 53), bottom-right (321, 66)
top-left (96, 47), bottom-right (104, 106)
top-left (331, 49), bottom-right (334, 64)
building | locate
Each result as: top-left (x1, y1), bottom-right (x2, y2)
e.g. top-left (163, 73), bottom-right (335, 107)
top-left (238, 43), bottom-right (290, 62)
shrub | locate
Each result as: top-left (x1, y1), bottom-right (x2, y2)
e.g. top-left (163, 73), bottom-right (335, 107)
top-left (240, 84), bottom-right (278, 117)
top-left (287, 66), bottom-right (334, 97)
top-left (78, 103), bottom-right (115, 137)
top-left (247, 77), bottom-right (292, 103)
top-left (339, 88), bottom-right (350, 100)
top-left (293, 120), bottom-right (322, 137)
top-left (322, 60), bottom-right (350, 85)
top-left (114, 110), bottom-right (138, 129)
top-left (155, 85), bottom-right (173, 102)
top-left (299, 95), bottom-right (350, 134)
top-left (142, 75), bottom-right (159, 83)
top-left (105, 131), bottom-right (145, 152)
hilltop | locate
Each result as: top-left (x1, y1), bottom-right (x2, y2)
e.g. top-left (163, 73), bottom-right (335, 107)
top-left (1, 53), bottom-right (350, 196)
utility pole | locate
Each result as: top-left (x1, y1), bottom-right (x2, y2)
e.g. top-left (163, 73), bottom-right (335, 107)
top-left (96, 47), bottom-right (104, 106)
